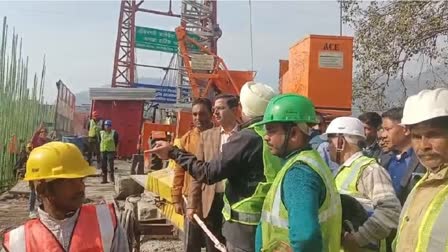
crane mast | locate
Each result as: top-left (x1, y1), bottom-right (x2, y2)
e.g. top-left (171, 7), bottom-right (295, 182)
top-left (177, 0), bottom-right (220, 102)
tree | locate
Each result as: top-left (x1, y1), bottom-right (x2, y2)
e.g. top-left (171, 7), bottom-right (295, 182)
top-left (341, 1), bottom-right (448, 111)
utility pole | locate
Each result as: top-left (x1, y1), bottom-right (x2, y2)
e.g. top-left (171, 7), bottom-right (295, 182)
top-left (339, 0), bottom-right (343, 36)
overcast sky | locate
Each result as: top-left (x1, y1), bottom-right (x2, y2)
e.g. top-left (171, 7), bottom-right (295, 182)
top-left (0, 0), bottom-right (346, 102)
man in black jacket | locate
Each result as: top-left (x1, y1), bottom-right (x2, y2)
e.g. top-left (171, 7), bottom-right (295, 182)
top-left (149, 82), bottom-right (279, 252)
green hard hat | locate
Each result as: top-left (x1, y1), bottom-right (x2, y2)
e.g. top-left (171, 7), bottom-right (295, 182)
top-left (255, 93), bottom-right (318, 126)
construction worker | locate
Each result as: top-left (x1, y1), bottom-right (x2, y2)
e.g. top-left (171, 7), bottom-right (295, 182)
top-left (149, 82), bottom-right (281, 252)
top-left (30, 124), bottom-right (50, 149)
top-left (255, 94), bottom-right (342, 252)
top-left (1, 142), bottom-right (129, 252)
top-left (323, 117), bottom-right (401, 251)
top-left (188, 94), bottom-right (239, 251)
top-left (99, 120), bottom-right (118, 184)
top-left (171, 98), bottom-right (214, 252)
top-left (394, 88), bottom-right (448, 252)
top-left (28, 124), bottom-right (51, 218)
top-left (87, 110), bottom-right (101, 167)
top-left (379, 107), bottom-right (425, 204)
top-left (358, 112), bottom-right (383, 159)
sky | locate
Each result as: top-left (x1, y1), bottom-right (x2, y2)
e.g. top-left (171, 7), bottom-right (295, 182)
top-left (0, 0), bottom-right (346, 102)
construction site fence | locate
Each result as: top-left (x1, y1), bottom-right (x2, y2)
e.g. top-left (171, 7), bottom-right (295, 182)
top-left (0, 17), bottom-right (54, 191)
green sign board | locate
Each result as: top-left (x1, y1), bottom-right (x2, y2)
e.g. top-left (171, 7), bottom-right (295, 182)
top-left (135, 26), bottom-right (200, 53)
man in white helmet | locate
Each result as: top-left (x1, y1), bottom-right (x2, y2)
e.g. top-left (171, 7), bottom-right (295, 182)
top-left (323, 117), bottom-right (401, 252)
top-left (394, 88), bottom-right (448, 252)
top-left (149, 82), bottom-right (282, 252)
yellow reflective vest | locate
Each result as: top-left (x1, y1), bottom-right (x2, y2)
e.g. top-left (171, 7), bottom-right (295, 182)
top-left (394, 168), bottom-right (448, 252)
top-left (334, 154), bottom-right (386, 252)
top-left (260, 150), bottom-right (342, 252)
top-left (222, 124), bottom-right (282, 225)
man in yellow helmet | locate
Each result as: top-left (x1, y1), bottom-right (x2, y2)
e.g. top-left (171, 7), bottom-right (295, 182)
top-left (1, 142), bottom-right (129, 252)
top-left (394, 88), bottom-right (448, 252)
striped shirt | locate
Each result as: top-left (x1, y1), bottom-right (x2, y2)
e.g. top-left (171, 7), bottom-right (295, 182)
top-left (340, 152), bottom-right (402, 246)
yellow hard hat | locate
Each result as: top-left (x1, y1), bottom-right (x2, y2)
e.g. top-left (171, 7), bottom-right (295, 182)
top-left (24, 142), bottom-right (96, 181)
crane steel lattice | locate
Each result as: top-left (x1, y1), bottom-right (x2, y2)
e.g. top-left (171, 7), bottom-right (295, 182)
top-left (111, 0), bottom-right (181, 88)
top-left (177, 0), bottom-right (219, 102)
top-left (111, 0), bottom-right (220, 103)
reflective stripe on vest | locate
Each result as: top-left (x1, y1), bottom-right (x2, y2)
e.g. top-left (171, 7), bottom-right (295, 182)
top-left (5, 225), bottom-right (26, 252)
top-left (221, 124), bottom-right (282, 225)
top-left (395, 170), bottom-right (448, 252)
top-left (100, 130), bottom-right (116, 152)
top-left (335, 155), bottom-right (375, 197)
top-left (261, 154), bottom-right (341, 226)
top-left (88, 119), bottom-right (99, 138)
top-left (334, 155), bottom-right (388, 251)
top-left (2, 204), bottom-right (117, 252)
top-left (260, 150), bottom-right (342, 252)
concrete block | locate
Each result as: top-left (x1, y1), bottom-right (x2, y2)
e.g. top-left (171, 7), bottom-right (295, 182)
top-left (115, 175), bottom-right (144, 200)
top-left (137, 199), bottom-right (159, 221)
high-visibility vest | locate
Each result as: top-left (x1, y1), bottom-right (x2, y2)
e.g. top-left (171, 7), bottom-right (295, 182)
top-left (3, 204), bottom-right (118, 252)
top-left (88, 119), bottom-right (99, 138)
top-left (334, 155), bottom-right (386, 252)
top-left (222, 124), bottom-right (282, 225)
top-left (394, 169), bottom-right (448, 252)
top-left (334, 155), bottom-right (376, 198)
top-left (100, 130), bottom-right (116, 152)
top-left (260, 150), bottom-right (342, 252)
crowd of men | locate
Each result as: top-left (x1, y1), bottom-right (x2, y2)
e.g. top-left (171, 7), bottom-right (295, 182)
top-left (150, 84), bottom-right (448, 252)
top-left (2, 83), bottom-right (447, 252)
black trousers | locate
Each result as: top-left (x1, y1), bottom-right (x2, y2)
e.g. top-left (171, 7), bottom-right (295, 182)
top-left (183, 200), bottom-right (205, 252)
top-left (101, 151), bottom-right (115, 182)
top-left (184, 193), bottom-right (225, 252)
top-left (87, 137), bottom-right (101, 168)
top-left (222, 221), bottom-right (257, 252)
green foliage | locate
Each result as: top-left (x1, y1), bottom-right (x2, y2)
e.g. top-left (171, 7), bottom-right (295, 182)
top-left (342, 1), bottom-right (448, 111)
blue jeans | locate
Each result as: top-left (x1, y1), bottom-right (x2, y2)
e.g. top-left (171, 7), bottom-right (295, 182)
top-left (29, 182), bottom-right (36, 212)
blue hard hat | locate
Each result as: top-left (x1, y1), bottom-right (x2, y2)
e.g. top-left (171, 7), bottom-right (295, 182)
top-left (104, 120), bottom-right (112, 126)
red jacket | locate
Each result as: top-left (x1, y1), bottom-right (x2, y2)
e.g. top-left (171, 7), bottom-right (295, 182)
top-left (3, 204), bottom-right (117, 252)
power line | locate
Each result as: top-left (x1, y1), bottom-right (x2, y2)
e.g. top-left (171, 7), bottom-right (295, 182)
top-left (248, 0), bottom-right (254, 71)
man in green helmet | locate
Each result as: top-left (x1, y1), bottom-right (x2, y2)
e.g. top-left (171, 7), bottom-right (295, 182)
top-left (254, 94), bottom-right (342, 252)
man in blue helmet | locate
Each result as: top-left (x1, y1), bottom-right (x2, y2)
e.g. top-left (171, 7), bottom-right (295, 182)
top-left (99, 120), bottom-right (119, 184)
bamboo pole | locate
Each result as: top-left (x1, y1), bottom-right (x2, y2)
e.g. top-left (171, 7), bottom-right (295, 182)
top-left (0, 17), bottom-right (54, 190)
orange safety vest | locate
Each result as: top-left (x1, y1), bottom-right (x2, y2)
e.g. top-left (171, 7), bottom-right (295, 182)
top-left (2, 204), bottom-right (117, 252)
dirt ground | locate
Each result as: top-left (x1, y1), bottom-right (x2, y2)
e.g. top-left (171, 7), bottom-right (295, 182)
top-left (0, 193), bottom-right (29, 235)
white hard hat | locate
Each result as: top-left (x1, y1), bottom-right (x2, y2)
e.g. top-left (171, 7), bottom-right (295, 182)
top-left (323, 116), bottom-right (366, 139)
top-left (401, 88), bottom-right (448, 125)
top-left (240, 81), bottom-right (276, 118)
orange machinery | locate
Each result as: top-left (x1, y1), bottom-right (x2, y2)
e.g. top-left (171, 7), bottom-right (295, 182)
top-left (279, 35), bottom-right (354, 120)
top-left (176, 26), bottom-right (254, 98)
top-left (141, 26), bottom-right (253, 171)
top-left (141, 110), bottom-right (193, 171)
